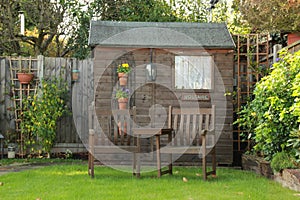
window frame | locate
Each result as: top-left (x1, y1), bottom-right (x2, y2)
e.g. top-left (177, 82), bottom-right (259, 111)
top-left (173, 55), bottom-right (214, 92)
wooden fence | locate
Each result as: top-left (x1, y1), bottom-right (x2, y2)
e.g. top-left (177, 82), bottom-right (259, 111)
top-left (0, 56), bottom-right (92, 154)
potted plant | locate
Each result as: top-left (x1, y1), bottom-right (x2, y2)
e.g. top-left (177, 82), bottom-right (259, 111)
top-left (117, 63), bottom-right (130, 86)
top-left (17, 69), bottom-right (34, 84)
top-left (115, 87), bottom-right (130, 110)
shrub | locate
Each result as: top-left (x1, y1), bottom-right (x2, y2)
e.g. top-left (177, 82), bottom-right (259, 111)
top-left (21, 77), bottom-right (69, 157)
top-left (271, 151), bottom-right (297, 172)
top-left (236, 49), bottom-right (300, 161)
top-left (287, 129), bottom-right (300, 163)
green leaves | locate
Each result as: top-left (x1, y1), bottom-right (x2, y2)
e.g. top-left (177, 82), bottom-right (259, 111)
top-left (237, 0), bottom-right (300, 32)
top-left (21, 77), bottom-right (69, 156)
top-left (237, 49), bottom-right (300, 161)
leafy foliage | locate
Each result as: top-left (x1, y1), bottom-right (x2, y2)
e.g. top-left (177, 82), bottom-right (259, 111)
top-left (287, 129), bottom-right (300, 162)
top-left (236, 49), bottom-right (300, 161)
top-left (66, 0), bottom-right (179, 59)
top-left (0, 0), bottom-right (71, 56)
top-left (115, 87), bottom-right (130, 99)
top-left (21, 78), bottom-right (69, 157)
top-left (235, 0), bottom-right (300, 32)
top-left (0, 0), bottom-right (234, 58)
top-left (270, 151), bottom-right (298, 172)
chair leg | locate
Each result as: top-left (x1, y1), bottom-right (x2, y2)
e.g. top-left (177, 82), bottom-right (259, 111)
top-left (88, 130), bottom-right (95, 178)
top-left (212, 147), bottom-right (217, 176)
top-left (202, 154), bottom-right (207, 181)
top-left (168, 131), bottom-right (173, 175)
top-left (202, 135), bottom-right (207, 181)
top-left (136, 137), bottom-right (141, 178)
top-left (133, 152), bottom-right (137, 176)
top-left (168, 154), bottom-right (173, 175)
top-left (88, 152), bottom-right (91, 175)
top-left (88, 152), bottom-right (94, 178)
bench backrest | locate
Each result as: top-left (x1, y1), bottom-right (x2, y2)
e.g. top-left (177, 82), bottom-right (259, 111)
top-left (168, 105), bottom-right (215, 147)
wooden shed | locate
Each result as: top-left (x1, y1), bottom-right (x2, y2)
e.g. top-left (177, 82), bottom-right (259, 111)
top-left (88, 21), bottom-right (235, 165)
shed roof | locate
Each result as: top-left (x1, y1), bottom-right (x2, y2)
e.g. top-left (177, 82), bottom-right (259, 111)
top-left (88, 21), bottom-right (235, 49)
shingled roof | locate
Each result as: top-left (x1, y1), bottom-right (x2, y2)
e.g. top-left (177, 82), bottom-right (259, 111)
top-left (88, 21), bottom-right (235, 49)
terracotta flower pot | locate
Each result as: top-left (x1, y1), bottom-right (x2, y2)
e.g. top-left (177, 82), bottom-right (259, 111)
top-left (17, 73), bottom-right (34, 84)
top-left (118, 98), bottom-right (128, 110)
top-left (118, 73), bottom-right (128, 86)
top-left (287, 32), bottom-right (300, 45)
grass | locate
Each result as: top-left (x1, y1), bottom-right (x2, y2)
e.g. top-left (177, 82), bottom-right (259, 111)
top-left (0, 161), bottom-right (299, 200)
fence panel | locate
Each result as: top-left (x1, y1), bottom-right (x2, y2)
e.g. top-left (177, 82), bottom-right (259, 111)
top-left (0, 56), bottom-right (93, 153)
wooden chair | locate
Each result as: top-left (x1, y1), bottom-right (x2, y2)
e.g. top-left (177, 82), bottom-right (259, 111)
top-left (88, 107), bottom-right (138, 178)
top-left (161, 105), bottom-right (216, 180)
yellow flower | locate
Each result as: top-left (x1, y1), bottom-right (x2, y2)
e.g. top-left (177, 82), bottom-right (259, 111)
top-left (122, 63), bottom-right (129, 68)
top-left (117, 63), bottom-right (131, 73)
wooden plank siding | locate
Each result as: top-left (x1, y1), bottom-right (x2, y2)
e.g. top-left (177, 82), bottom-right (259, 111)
top-left (93, 47), bottom-right (233, 165)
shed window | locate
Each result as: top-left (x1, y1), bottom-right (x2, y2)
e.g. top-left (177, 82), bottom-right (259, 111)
top-left (175, 56), bottom-right (213, 90)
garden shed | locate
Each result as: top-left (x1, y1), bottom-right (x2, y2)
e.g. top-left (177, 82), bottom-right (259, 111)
top-left (85, 21), bottom-right (235, 166)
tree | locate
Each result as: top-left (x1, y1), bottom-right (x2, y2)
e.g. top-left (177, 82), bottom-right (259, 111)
top-left (0, 0), bottom-right (233, 59)
top-left (235, 0), bottom-right (300, 33)
top-left (0, 0), bottom-right (73, 56)
top-left (169, 0), bottom-right (230, 23)
top-left (67, 0), bottom-right (179, 59)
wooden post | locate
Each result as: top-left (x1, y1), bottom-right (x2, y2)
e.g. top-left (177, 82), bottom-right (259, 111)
top-left (0, 59), bottom-right (6, 124)
top-left (37, 55), bottom-right (44, 83)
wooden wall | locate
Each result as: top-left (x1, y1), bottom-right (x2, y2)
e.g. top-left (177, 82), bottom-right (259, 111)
top-left (93, 47), bottom-right (233, 165)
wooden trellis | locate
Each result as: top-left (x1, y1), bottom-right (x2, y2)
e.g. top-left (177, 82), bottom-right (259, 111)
top-left (8, 56), bottom-right (39, 156)
top-left (232, 34), bottom-right (270, 164)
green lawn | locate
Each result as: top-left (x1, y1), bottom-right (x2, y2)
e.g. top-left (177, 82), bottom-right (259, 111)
top-left (0, 162), bottom-right (299, 200)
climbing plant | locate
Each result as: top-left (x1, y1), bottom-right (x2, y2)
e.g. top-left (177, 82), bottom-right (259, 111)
top-left (21, 77), bottom-right (69, 157)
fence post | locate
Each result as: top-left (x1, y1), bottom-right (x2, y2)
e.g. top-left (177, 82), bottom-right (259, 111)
top-left (0, 59), bottom-right (6, 122)
top-left (37, 55), bottom-right (44, 82)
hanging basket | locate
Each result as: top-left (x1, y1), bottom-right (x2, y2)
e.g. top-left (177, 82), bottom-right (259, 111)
top-left (17, 73), bottom-right (34, 84)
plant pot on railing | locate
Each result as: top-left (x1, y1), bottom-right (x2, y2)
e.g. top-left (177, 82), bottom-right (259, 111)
top-left (287, 32), bottom-right (300, 45)
top-left (17, 72), bottom-right (34, 84)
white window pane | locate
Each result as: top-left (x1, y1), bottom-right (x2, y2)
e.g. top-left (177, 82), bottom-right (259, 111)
top-left (175, 56), bottom-right (212, 89)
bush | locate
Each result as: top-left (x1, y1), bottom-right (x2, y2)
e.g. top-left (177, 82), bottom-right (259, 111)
top-left (271, 151), bottom-right (297, 172)
top-left (236, 49), bottom-right (300, 161)
top-left (21, 77), bottom-right (69, 157)
top-left (287, 129), bottom-right (300, 163)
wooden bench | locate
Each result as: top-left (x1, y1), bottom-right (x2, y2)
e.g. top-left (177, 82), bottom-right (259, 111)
top-left (88, 105), bottom-right (216, 180)
top-left (161, 105), bottom-right (216, 180)
top-left (88, 107), bottom-right (138, 178)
